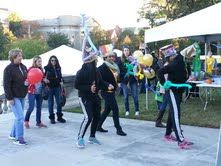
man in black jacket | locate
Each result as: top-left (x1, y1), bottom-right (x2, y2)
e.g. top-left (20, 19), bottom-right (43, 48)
top-left (74, 52), bottom-right (114, 149)
top-left (97, 52), bottom-right (127, 136)
top-left (158, 44), bottom-right (193, 149)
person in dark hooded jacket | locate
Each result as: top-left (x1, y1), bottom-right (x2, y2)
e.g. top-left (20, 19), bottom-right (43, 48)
top-left (75, 51), bottom-right (113, 149)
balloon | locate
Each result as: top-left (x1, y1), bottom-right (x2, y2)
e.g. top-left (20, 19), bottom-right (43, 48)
top-left (163, 80), bottom-right (192, 90)
top-left (143, 68), bottom-right (155, 79)
top-left (133, 50), bottom-right (143, 59)
top-left (142, 54), bottom-right (153, 67)
top-left (27, 68), bottom-right (43, 84)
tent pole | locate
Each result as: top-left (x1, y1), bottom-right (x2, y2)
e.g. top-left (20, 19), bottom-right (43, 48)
top-left (145, 77), bottom-right (148, 110)
top-left (205, 42), bottom-right (208, 73)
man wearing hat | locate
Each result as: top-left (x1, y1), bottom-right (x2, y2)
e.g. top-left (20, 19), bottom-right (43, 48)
top-left (74, 49), bottom-right (114, 148)
top-left (97, 51), bottom-right (127, 136)
top-left (158, 44), bottom-right (193, 149)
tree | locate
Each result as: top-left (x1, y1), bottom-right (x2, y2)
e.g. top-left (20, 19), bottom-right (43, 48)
top-left (3, 39), bottom-right (50, 59)
top-left (0, 23), bottom-right (9, 59)
top-left (47, 32), bottom-right (70, 49)
top-left (20, 20), bottom-right (41, 38)
top-left (90, 26), bottom-right (111, 48)
top-left (138, 0), bottom-right (219, 27)
top-left (8, 12), bottom-right (22, 37)
top-left (115, 29), bottom-right (140, 52)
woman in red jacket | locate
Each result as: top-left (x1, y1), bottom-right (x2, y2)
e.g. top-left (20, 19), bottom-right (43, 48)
top-left (24, 56), bottom-right (49, 128)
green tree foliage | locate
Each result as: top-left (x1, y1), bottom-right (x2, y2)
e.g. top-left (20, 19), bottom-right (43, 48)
top-left (0, 24), bottom-right (9, 59)
top-left (139, 0), bottom-right (219, 27)
top-left (47, 32), bottom-right (70, 49)
top-left (115, 29), bottom-right (140, 52)
top-left (90, 26), bottom-right (112, 48)
top-left (2, 39), bottom-right (50, 59)
top-left (8, 12), bottom-right (22, 37)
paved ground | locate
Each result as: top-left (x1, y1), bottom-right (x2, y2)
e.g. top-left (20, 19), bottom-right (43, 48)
top-left (0, 110), bottom-right (219, 166)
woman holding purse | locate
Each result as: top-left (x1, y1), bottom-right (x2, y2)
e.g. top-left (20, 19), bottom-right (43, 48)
top-left (44, 55), bottom-right (66, 124)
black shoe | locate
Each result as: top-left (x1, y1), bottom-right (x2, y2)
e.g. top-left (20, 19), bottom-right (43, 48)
top-left (97, 127), bottom-right (108, 132)
top-left (155, 122), bottom-right (166, 128)
top-left (57, 118), bottom-right (66, 123)
top-left (116, 130), bottom-right (127, 136)
top-left (50, 119), bottom-right (56, 124)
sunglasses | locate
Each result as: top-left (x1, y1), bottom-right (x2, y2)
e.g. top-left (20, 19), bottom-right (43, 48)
top-left (51, 59), bottom-right (57, 62)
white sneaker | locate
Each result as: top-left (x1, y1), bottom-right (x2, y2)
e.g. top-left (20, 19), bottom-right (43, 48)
top-left (135, 112), bottom-right (139, 116)
top-left (8, 135), bottom-right (16, 140)
top-left (125, 111), bottom-right (129, 116)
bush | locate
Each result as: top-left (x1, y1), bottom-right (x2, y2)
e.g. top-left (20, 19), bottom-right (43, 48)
top-left (2, 39), bottom-right (50, 59)
top-left (47, 32), bottom-right (70, 49)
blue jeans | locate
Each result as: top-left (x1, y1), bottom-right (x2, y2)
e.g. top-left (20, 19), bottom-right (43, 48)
top-left (10, 98), bottom-right (25, 140)
top-left (121, 82), bottom-right (139, 112)
top-left (25, 93), bottom-right (43, 124)
top-left (160, 92), bottom-right (169, 112)
top-left (48, 87), bottom-right (62, 117)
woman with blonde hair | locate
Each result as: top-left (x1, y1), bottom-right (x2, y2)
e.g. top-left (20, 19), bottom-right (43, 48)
top-left (24, 56), bottom-right (48, 128)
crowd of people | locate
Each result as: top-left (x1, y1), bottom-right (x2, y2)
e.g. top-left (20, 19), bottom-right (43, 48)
top-left (3, 43), bottom-right (202, 150)
top-left (3, 48), bottom-right (66, 145)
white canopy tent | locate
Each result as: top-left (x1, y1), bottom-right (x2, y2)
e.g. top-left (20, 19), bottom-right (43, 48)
top-left (145, 2), bottom-right (221, 55)
top-left (38, 45), bottom-right (103, 75)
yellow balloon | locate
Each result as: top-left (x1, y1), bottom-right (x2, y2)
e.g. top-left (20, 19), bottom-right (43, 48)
top-left (133, 50), bottom-right (143, 59)
top-left (143, 68), bottom-right (155, 79)
top-left (142, 54), bottom-right (153, 67)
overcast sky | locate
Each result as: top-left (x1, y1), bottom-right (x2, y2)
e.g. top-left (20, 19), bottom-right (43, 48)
top-left (1, 0), bottom-right (145, 29)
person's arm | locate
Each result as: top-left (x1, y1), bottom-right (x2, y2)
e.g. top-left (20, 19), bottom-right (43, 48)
top-left (74, 70), bottom-right (92, 93)
top-left (3, 67), bottom-right (13, 101)
top-left (157, 64), bottom-right (173, 85)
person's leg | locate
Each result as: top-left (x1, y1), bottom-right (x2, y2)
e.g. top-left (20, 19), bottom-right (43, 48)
top-left (90, 96), bottom-right (101, 138)
top-left (121, 83), bottom-right (129, 114)
top-left (24, 93), bottom-right (35, 127)
top-left (48, 88), bottom-right (55, 123)
top-left (78, 97), bottom-right (93, 138)
top-left (97, 92), bottom-right (111, 131)
top-left (35, 94), bottom-right (47, 127)
top-left (168, 90), bottom-right (184, 143)
top-left (156, 93), bottom-right (168, 127)
top-left (130, 82), bottom-right (139, 114)
top-left (10, 98), bottom-right (25, 141)
top-left (54, 87), bottom-right (65, 122)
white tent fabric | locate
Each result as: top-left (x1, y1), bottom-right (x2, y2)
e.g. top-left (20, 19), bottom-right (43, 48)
top-left (145, 3), bottom-right (221, 43)
top-left (39, 45), bottom-right (103, 75)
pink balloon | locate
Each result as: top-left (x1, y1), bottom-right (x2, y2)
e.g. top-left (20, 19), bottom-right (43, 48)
top-left (27, 68), bottom-right (43, 84)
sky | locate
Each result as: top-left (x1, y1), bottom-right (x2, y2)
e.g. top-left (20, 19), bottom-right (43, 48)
top-left (0, 0), bottom-right (145, 29)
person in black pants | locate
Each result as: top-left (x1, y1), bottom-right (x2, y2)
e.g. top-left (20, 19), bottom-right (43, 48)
top-left (74, 51), bottom-right (114, 149)
top-left (158, 44), bottom-right (193, 149)
top-left (97, 52), bottom-right (127, 136)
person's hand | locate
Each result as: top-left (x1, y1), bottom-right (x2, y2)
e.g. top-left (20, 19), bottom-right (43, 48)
top-left (24, 79), bottom-right (29, 86)
top-left (91, 84), bottom-right (96, 93)
top-left (108, 84), bottom-right (114, 91)
top-left (8, 100), bottom-right (14, 105)
top-left (43, 78), bottom-right (50, 84)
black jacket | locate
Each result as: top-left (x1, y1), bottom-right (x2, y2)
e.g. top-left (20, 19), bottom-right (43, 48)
top-left (44, 65), bottom-right (62, 88)
top-left (157, 53), bottom-right (188, 93)
top-left (74, 62), bottom-right (109, 100)
top-left (3, 63), bottom-right (28, 100)
top-left (98, 63), bottom-right (118, 92)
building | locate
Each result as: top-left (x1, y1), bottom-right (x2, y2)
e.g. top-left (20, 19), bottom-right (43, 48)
top-left (36, 15), bottom-right (100, 50)
top-left (0, 8), bottom-right (10, 28)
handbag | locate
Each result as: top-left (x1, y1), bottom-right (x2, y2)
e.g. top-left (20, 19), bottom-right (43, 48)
top-left (60, 87), bottom-right (66, 107)
top-left (42, 84), bottom-right (49, 100)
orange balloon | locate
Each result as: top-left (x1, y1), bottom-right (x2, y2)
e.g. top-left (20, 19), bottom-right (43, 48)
top-left (27, 68), bottom-right (43, 84)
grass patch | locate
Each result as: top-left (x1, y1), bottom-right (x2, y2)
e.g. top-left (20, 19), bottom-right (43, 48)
top-left (66, 90), bottom-right (221, 128)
